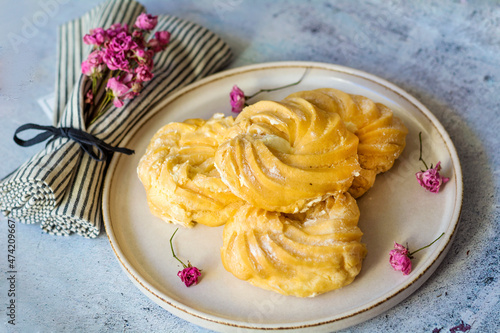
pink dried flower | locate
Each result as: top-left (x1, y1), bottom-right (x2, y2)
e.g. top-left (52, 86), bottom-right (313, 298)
top-left (135, 65), bottom-right (153, 82)
top-left (147, 40), bottom-right (161, 53)
top-left (134, 13), bottom-right (158, 30)
top-left (416, 161), bottom-right (449, 193)
top-left (124, 91), bottom-right (140, 100)
top-left (450, 320), bottom-right (471, 332)
top-left (83, 27), bottom-right (108, 46)
top-left (132, 30), bottom-right (143, 39)
top-left (87, 50), bottom-right (103, 65)
top-left (155, 31), bottom-right (170, 46)
top-left (85, 90), bottom-right (94, 105)
top-left (177, 266), bottom-right (202, 287)
top-left (106, 77), bottom-right (130, 108)
top-left (389, 243), bottom-right (412, 275)
top-left (230, 85), bottom-right (246, 113)
top-left (119, 73), bottom-right (141, 100)
top-left (102, 49), bottom-right (129, 71)
top-left (416, 132), bottom-right (450, 193)
top-left (229, 71), bottom-right (307, 113)
top-left (81, 51), bottom-right (105, 76)
top-left (133, 48), bottom-right (153, 68)
top-left (144, 50), bottom-right (155, 70)
top-left (148, 31), bottom-right (170, 52)
top-left (106, 23), bottom-right (129, 38)
top-left (108, 31), bottom-right (134, 53)
top-left (133, 48), bottom-right (147, 61)
top-left (170, 228), bottom-right (202, 287)
top-left (120, 72), bottom-right (134, 86)
top-left (123, 81), bottom-right (143, 99)
top-left (390, 233), bottom-right (444, 275)
top-left (81, 60), bottom-right (105, 76)
top-left (81, 60), bottom-right (93, 76)
top-left (112, 98), bottom-right (124, 109)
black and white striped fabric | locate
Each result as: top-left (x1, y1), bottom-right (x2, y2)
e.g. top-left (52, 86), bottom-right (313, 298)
top-left (0, 0), bottom-right (232, 237)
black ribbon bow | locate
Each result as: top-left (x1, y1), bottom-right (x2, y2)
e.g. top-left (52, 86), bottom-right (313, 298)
top-left (14, 123), bottom-right (134, 161)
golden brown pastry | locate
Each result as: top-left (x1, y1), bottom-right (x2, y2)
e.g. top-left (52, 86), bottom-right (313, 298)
top-left (137, 114), bottom-right (243, 228)
top-left (221, 193), bottom-right (367, 297)
top-left (288, 89), bottom-right (408, 197)
top-left (137, 86), bottom-right (408, 298)
top-left (215, 97), bottom-right (361, 213)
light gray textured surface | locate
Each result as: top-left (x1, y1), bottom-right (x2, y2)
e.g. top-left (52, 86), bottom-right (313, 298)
top-left (0, 0), bottom-right (499, 332)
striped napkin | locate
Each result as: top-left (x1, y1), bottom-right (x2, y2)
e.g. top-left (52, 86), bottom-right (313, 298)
top-left (0, 0), bottom-right (232, 237)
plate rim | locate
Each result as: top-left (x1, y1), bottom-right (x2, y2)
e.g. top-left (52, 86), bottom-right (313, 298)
top-left (102, 61), bottom-right (464, 331)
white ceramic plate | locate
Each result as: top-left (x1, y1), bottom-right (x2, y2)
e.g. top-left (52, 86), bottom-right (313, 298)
top-left (103, 61), bottom-right (463, 332)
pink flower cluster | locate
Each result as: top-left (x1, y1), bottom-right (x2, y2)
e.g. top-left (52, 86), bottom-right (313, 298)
top-left (82, 13), bottom-right (170, 108)
top-left (415, 161), bottom-right (449, 193)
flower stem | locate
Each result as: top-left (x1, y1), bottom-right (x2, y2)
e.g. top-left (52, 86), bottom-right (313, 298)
top-left (409, 232), bottom-right (444, 256)
top-left (89, 93), bottom-right (111, 125)
top-left (91, 76), bottom-right (97, 96)
top-left (89, 70), bottom-right (114, 124)
top-left (246, 69), bottom-right (308, 100)
top-left (418, 132), bottom-right (429, 170)
top-left (170, 228), bottom-right (187, 268)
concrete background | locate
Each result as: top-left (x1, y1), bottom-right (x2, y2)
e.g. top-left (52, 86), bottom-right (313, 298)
top-left (0, 0), bottom-right (498, 332)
